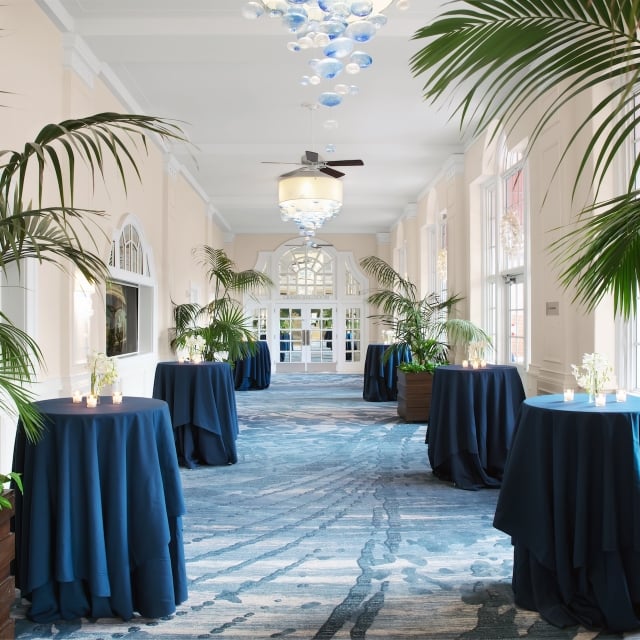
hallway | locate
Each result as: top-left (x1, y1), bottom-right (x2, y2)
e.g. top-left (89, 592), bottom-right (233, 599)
top-left (13, 374), bottom-right (619, 639)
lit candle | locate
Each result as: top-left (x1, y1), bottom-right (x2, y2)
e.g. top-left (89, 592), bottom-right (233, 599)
top-left (480, 359), bottom-right (487, 368)
top-left (595, 393), bottom-right (606, 407)
top-left (72, 390), bottom-right (82, 404)
top-left (461, 360), bottom-right (469, 368)
top-left (112, 391), bottom-right (123, 405)
top-left (178, 355), bottom-right (185, 363)
top-left (616, 389), bottom-right (627, 403)
top-left (563, 389), bottom-right (574, 402)
top-left (472, 361), bottom-right (479, 369)
top-left (86, 394), bottom-right (98, 408)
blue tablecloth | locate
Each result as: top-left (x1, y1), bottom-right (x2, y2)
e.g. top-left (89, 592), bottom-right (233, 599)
top-left (494, 393), bottom-right (640, 632)
top-left (427, 364), bottom-right (525, 490)
top-left (12, 396), bottom-right (187, 622)
top-left (153, 361), bottom-right (238, 468)
top-left (362, 344), bottom-right (412, 401)
top-left (234, 341), bottom-right (271, 390)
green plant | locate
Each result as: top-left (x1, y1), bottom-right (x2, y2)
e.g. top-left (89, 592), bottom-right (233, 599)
top-left (410, 0), bottom-right (640, 319)
top-left (0, 472), bottom-right (21, 509)
top-left (172, 246), bottom-right (273, 363)
top-left (0, 112), bottom-right (186, 503)
top-left (360, 256), bottom-right (490, 373)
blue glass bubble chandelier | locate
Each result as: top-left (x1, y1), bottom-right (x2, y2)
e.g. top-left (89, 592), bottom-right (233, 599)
top-left (242, 0), bottom-right (409, 108)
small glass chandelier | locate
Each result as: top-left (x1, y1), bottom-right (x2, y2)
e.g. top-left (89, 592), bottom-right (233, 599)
top-left (278, 167), bottom-right (343, 234)
top-left (242, 0), bottom-right (409, 108)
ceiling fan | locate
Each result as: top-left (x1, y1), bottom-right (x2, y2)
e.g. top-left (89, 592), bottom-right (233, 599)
top-left (285, 236), bottom-right (334, 249)
top-left (263, 150), bottom-right (364, 179)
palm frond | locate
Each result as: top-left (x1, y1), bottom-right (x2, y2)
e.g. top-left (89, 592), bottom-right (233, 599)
top-left (0, 113), bottom-right (187, 208)
top-left (412, 1), bottom-right (638, 181)
top-left (411, 0), bottom-right (640, 316)
top-left (550, 192), bottom-right (640, 318)
top-left (193, 245), bottom-right (273, 297)
top-left (0, 314), bottom-right (44, 442)
top-left (359, 255), bottom-right (416, 299)
top-left (0, 200), bottom-right (109, 284)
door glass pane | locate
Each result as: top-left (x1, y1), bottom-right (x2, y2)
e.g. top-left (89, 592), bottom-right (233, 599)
top-left (508, 282), bottom-right (525, 364)
top-left (279, 308), bottom-right (302, 363)
top-left (309, 307), bottom-right (333, 363)
top-left (345, 308), bottom-right (361, 362)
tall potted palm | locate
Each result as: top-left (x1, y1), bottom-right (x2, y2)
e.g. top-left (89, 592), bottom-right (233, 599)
top-left (361, 256), bottom-right (490, 421)
top-left (410, 0), bottom-right (640, 319)
top-left (171, 246), bottom-right (273, 363)
top-left (0, 112), bottom-right (186, 638)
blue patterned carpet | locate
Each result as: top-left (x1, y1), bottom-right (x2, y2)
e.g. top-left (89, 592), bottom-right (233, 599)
top-left (14, 374), bottom-right (625, 639)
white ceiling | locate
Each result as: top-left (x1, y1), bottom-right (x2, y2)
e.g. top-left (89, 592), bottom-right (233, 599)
top-left (38, 0), bottom-right (467, 236)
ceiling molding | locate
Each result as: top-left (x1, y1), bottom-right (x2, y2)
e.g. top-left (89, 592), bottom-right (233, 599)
top-left (62, 34), bottom-right (99, 89)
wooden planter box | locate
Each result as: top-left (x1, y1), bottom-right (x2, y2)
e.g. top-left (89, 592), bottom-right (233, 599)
top-left (0, 490), bottom-right (15, 640)
top-left (397, 370), bottom-right (433, 422)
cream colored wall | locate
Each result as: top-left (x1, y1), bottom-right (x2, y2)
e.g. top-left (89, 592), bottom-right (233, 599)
top-left (390, 83), bottom-right (619, 397)
top-left (229, 232), bottom-right (379, 271)
top-left (0, 0), bottom-right (224, 471)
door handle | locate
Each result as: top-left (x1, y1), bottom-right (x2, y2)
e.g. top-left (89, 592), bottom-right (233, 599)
top-left (302, 329), bottom-right (311, 346)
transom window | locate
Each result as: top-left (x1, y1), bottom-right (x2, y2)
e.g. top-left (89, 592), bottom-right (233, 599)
top-left (279, 247), bottom-right (334, 297)
top-left (110, 224), bottom-right (150, 276)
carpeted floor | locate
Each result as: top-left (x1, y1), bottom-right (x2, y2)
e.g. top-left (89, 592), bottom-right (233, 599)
top-left (13, 373), bottom-right (631, 639)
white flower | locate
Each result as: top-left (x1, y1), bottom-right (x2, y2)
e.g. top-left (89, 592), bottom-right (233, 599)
top-left (87, 351), bottom-right (118, 395)
top-left (184, 334), bottom-right (206, 359)
top-left (571, 352), bottom-right (613, 395)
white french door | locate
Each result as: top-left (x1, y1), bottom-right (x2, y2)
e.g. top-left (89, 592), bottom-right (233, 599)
top-left (276, 304), bottom-right (335, 368)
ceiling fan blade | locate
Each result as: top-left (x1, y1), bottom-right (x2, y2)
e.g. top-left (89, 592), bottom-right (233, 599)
top-left (319, 166), bottom-right (345, 179)
top-left (326, 159), bottom-right (364, 167)
top-left (304, 150), bottom-right (319, 164)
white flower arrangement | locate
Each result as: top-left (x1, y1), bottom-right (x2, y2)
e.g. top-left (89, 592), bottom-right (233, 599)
top-left (571, 352), bottom-right (613, 396)
top-left (87, 351), bottom-right (118, 396)
top-left (185, 334), bottom-right (206, 360)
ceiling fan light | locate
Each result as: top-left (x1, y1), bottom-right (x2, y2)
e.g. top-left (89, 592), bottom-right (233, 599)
top-left (278, 170), bottom-right (343, 226)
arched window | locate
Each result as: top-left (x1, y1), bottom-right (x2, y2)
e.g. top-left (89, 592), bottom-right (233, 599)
top-left (278, 247), bottom-right (335, 298)
top-left (106, 220), bottom-right (154, 357)
top-left (482, 135), bottom-right (529, 366)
